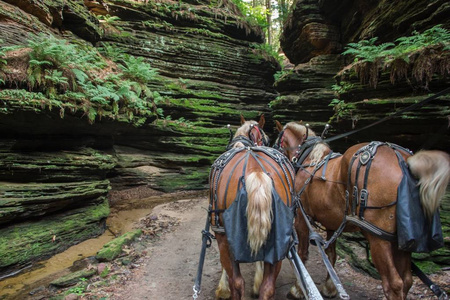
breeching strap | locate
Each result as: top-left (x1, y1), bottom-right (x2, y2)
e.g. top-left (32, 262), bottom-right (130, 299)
top-left (411, 262), bottom-right (448, 299)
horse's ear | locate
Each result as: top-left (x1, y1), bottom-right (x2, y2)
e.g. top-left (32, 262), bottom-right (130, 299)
top-left (240, 114), bottom-right (246, 125)
top-left (258, 114), bottom-right (265, 128)
top-left (275, 120), bottom-right (283, 132)
top-left (299, 120), bottom-right (303, 124)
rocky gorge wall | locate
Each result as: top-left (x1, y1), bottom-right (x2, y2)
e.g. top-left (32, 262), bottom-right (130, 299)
top-left (0, 0), bottom-right (279, 278)
top-left (275, 0), bottom-right (450, 275)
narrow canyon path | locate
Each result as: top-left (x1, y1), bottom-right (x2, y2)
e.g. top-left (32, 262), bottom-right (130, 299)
top-left (107, 196), bottom-right (384, 300)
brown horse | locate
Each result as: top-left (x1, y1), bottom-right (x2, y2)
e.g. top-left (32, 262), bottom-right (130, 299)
top-left (275, 121), bottom-right (449, 300)
top-left (209, 115), bottom-right (296, 299)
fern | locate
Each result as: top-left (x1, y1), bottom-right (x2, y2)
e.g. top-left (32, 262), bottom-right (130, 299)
top-left (341, 25), bottom-right (450, 87)
top-left (342, 37), bottom-right (394, 63)
top-left (98, 43), bottom-right (126, 62)
top-left (119, 55), bottom-right (158, 85)
top-left (97, 15), bottom-right (121, 24)
top-left (0, 40), bottom-right (7, 66)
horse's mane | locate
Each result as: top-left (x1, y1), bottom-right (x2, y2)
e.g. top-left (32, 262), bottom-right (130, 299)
top-left (232, 121), bottom-right (269, 148)
top-left (309, 143), bottom-right (330, 165)
top-left (284, 122), bottom-right (330, 165)
top-left (234, 121), bottom-right (258, 138)
top-left (284, 122), bottom-right (317, 138)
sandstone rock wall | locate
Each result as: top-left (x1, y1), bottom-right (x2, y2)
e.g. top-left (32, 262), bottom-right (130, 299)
top-left (0, 0), bottom-right (278, 278)
top-left (276, 0), bottom-right (450, 274)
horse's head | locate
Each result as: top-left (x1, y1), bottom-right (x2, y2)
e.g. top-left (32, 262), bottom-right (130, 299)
top-left (275, 121), bottom-right (312, 160)
top-left (275, 121), bottom-right (330, 165)
top-left (231, 114), bottom-right (269, 148)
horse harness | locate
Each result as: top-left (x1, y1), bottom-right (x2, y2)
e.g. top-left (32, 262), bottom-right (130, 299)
top-left (292, 139), bottom-right (413, 247)
top-left (208, 146), bottom-right (295, 234)
top-left (342, 142), bottom-right (412, 242)
top-left (226, 124), bottom-right (269, 150)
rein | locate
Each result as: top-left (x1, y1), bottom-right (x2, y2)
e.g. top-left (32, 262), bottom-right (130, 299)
top-left (323, 86), bottom-right (450, 143)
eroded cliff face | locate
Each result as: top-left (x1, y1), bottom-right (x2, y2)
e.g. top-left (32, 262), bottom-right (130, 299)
top-left (276, 0), bottom-right (449, 275)
top-left (0, 0), bottom-right (279, 278)
top-left (276, 0), bottom-right (450, 152)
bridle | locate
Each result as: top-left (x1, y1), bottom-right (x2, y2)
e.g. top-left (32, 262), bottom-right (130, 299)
top-left (274, 129), bottom-right (311, 162)
top-left (226, 124), bottom-right (269, 150)
top-left (248, 124), bottom-right (269, 147)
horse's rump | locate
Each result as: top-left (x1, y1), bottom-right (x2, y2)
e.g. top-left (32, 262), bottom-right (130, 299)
top-left (209, 146), bottom-right (295, 263)
top-left (344, 142), bottom-right (444, 252)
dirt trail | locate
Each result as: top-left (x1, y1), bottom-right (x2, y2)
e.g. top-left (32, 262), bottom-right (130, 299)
top-left (107, 196), bottom-right (384, 300)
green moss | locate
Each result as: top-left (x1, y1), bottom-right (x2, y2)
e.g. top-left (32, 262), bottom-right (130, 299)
top-left (154, 167), bottom-right (209, 192)
top-left (96, 229), bottom-right (142, 262)
top-left (411, 259), bottom-right (442, 274)
top-left (0, 198), bottom-right (109, 268)
top-left (50, 269), bottom-right (96, 288)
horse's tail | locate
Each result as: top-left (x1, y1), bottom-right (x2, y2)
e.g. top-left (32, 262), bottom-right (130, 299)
top-left (245, 171), bottom-right (273, 257)
top-left (407, 150), bottom-right (450, 220)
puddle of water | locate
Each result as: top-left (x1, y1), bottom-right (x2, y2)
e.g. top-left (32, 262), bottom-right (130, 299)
top-left (0, 194), bottom-right (172, 299)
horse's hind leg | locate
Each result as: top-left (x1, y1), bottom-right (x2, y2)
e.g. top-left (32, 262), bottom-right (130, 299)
top-left (216, 269), bottom-right (230, 299)
top-left (252, 261), bottom-right (264, 298)
top-left (367, 236), bottom-right (405, 300)
top-left (392, 247), bottom-right (412, 298)
top-left (258, 261), bottom-right (282, 300)
top-left (319, 230), bottom-right (338, 298)
top-left (215, 234), bottom-right (245, 300)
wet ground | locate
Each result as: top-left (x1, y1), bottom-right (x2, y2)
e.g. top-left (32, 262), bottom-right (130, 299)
top-left (1, 190), bottom-right (448, 299)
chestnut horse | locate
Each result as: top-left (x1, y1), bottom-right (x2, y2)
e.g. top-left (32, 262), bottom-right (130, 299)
top-left (275, 121), bottom-right (449, 300)
top-left (209, 115), bottom-right (296, 299)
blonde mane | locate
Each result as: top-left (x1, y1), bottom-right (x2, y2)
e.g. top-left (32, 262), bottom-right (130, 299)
top-left (309, 143), bottom-right (330, 165)
top-left (284, 122), bottom-right (317, 138)
top-left (234, 120), bottom-right (258, 138)
top-left (284, 122), bottom-right (331, 165)
top-left (232, 120), bottom-right (268, 148)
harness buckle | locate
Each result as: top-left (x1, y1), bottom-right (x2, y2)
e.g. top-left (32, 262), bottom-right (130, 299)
top-left (352, 186), bottom-right (358, 204)
top-left (202, 229), bottom-right (215, 248)
top-left (351, 186), bottom-right (358, 215)
top-left (305, 177), bottom-right (311, 185)
top-left (359, 189), bottom-right (369, 218)
top-left (360, 189), bottom-right (368, 203)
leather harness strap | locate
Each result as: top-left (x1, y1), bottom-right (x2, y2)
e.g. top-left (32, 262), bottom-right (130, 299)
top-left (209, 146), bottom-right (295, 234)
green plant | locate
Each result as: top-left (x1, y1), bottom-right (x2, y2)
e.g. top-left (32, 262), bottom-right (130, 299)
top-left (231, 0), bottom-right (268, 29)
top-left (98, 43), bottom-right (126, 62)
top-left (328, 98), bottom-right (356, 122)
top-left (331, 81), bottom-right (354, 95)
top-left (0, 39), bottom-right (7, 66)
top-left (340, 25), bottom-right (450, 87)
top-left (273, 69), bottom-right (293, 82)
top-left (249, 43), bottom-right (283, 66)
top-left (342, 37), bottom-right (394, 63)
top-left (97, 14), bottom-right (121, 24)
top-left (120, 55), bottom-right (158, 85)
top-left (66, 278), bottom-right (88, 296)
top-left (44, 69), bottom-right (68, 98)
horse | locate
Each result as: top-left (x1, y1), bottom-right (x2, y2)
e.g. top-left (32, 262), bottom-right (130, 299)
top-left (274, 121), bottom-right (449, 300)
top-left (209, 115), bottom-right (296, 299)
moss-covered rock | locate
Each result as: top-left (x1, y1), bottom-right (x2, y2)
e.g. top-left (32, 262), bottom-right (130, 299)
top-left (50, 268), bottom-right (96, 288)
top-left (96, 229), bottom-right (142, 262)
top-left (0, 197), bottom-right (109, 277)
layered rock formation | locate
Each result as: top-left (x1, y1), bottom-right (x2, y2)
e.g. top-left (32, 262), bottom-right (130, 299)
top-left (0, 0), bottom-right (278, 279)
top-left (276, 0), bottom-right (450, 153)
top-left (276, 0), bottom-right (450, 275)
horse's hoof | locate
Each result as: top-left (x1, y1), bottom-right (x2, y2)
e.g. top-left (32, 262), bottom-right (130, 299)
top-left (215, 289), bottom-right (231, 300)
top-left (287, 291), bottom-right (304, 300)
top-left (319, 283), bottom-right (338, 299)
